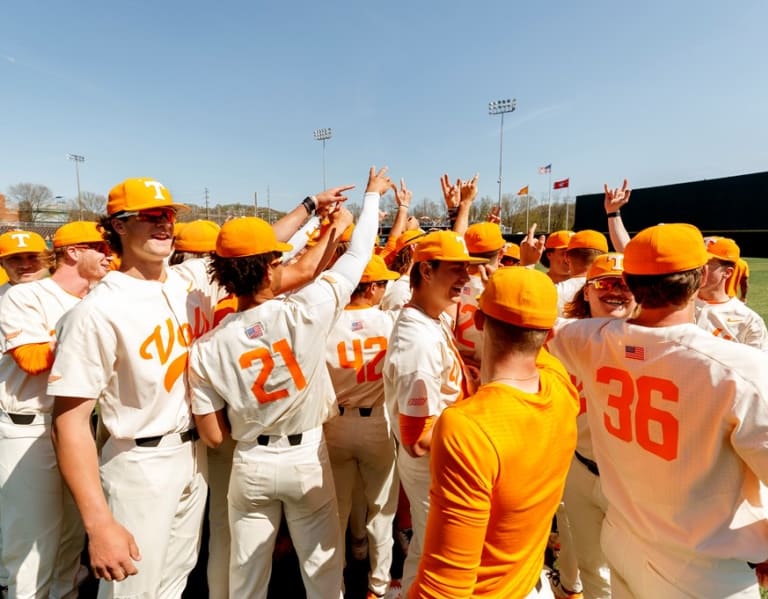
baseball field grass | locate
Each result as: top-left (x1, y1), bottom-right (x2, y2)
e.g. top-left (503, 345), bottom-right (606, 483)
top-left (745, 257), bottom-right (768, 322)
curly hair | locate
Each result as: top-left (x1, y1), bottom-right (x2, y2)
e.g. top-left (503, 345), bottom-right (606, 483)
top-left (98, 215), bottom-right (121, 256)
top-left (208, 251), bottom-right (279, 297)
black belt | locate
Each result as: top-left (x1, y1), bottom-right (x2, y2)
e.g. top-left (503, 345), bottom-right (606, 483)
top-left (338, 406), bottom-right (373, 417)
top-left (135, 429), bottom-right (199, 447)
top-left (575, 451), bottom-right (600, 476)
top-left (8, 413), bottom-right (36, 425)
top-left (257, 433), bottom-right (303, 446)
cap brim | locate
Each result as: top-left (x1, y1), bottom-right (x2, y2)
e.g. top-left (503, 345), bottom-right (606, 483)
top-left (276, 241), bottom-right (293, 252)
top-left (438, 256), bottom-right (489, 264)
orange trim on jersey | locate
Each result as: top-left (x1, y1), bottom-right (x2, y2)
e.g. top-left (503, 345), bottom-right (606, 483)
top-left (344, 305), bottom-right (371, 311)
top-left (10, 343), bottom-right (54, 375)
top-left (399, 414), bottom-right (434, 447)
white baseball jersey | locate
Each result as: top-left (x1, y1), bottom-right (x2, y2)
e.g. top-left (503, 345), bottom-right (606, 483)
top-left (172, 256), bottom-right (228, 311)
top-left (0, 282), bottom-right (11, 301)
top-left (383, 306), bottom-right (464, 442)
top-left (549, 317), bottom-right (594, 461)
top-left (47, 268), bottom-right (216, 439)
top-left (325, 306), bottom-right (397, 409)
top-left (454, 272), bottom-right (485, 364)
top-left (556, 276), bottom-right (586, 317)
top-left (0, 278), bottom-right (79, 414)
top-left (549, 318), bottom-right (768, 562)
top-left (694, 297), bottom-right (768, 351)
top-left (189, 271), bottom-right (354, 441)
top-left (380, 275), bottom-right (411, 312)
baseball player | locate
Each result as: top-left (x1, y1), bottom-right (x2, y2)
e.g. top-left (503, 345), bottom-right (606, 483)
top-left (379, 229), bottom-right (426, 312)
top-left (695, 237), bottom-right (767, 350)
top-left (500, 242), bottom-right (521, 266)
top-left (454, 222), bottom-right (506, 367)
top-left (549, 253), bottom-right (636, 599)
top-left (324, 254), bottom-right (401, 599)
top-left (0, 229), bottom-right (50, 298)
top-left (49, 179), bottom-right (214, 598)
top-left (548, 223), bottom-right (768, 598)
top-left (0, 221), bottom-right (111, 598)
top-left (540, 230), bottom-right (574, 284)
top-left (410, 267), bottom-right (578, 599)
top-left (188, 167), bottom-right (389, 598)
top-left (555, 230), bottom-right (608, 316)
top-left (383, 230), bottom-right (487, 594)
top-left (0, 228), bottom-right (50, 594)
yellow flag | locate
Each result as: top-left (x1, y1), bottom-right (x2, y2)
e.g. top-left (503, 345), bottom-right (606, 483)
top-left (517, 185), bottom-right (529, 196)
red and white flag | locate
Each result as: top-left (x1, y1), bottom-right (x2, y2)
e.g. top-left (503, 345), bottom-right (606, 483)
top-left (553, 178), bottom-right (569, 189)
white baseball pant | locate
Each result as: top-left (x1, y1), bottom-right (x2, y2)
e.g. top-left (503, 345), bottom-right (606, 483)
top-left (0, 416), bottom-right (84, 599)
top-left (98, 435), bottom-right (207, 599)
top-left (324, 408), bottom-right (399, 596)
top-left (227, 426), bottom-right (343, 599)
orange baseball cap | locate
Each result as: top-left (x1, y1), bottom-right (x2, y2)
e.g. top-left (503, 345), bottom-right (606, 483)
top-left (464, 222), bottom-right (505, 253)
top-left (107, 178), bottom-right (187, 216)
top-left (412, 231), bottom-right (488, 264)
top-left (545, 230), bottom-right (574, 250)
top-left (361, 254), bottom-right (400, 283)
top-left (53, 221), bottom-right (104, 249)
top-left (587, 252), bottom-right (625, 281)
top-left (216, 217), bottom-right (292, 258)
top-left (0, 230), bottom-right (48, 258)
top-left (706, 237), bottom-right (740, 263)
top-left (0, 267), bottom-right (8, 285)
top-left (568, 230), bottom-right (609, 253)
top-left (395, 229), bottom-right (427, 253)
top-left (624, 223), bottom-right (708, 275)
top-left (479, 267), bottom-right (557, 329)
top-left (175, 220), bottom-right (220, 253)
top-left (503, 243), bottom-right (521, 260)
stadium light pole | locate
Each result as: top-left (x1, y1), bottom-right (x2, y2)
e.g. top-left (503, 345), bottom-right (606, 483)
top-left (313, 128), bottom-right (332, 190)
top-left (66, 154), bottom-right (85, 220)
top-left (488, 99), bottom-right (516, 208)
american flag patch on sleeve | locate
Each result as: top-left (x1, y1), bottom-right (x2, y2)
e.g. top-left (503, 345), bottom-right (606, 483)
top-left (625, 345), bottom-right (645, 360)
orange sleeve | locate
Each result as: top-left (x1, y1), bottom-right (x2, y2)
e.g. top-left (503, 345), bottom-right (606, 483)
top-left (399, 414), bottom-right (434, 447)
top-left (213, 295), bottom-right (238, 327)
top-left (379, 235), bottom-right (399, 266)
top-left (10, 342), bottom-right (54, 375)
top-left (410, 408), bottom-right (492, 598)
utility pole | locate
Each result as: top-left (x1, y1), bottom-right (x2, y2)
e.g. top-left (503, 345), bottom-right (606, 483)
top-left (267, 185), bottom-right (271, 224)
top-left (254, 192), bottom-right (258, 217)
top-left (204, 187), bottom-right (209, 220)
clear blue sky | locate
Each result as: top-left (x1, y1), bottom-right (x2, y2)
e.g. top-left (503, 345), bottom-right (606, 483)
top-left (2, 0), bottom-right (766, 214)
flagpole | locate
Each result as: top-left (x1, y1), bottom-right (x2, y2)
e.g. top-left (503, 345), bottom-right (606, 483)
top-left (525, 194), bottom-right (530, 231)
top-left (547, 169), bottom-right (553, 233)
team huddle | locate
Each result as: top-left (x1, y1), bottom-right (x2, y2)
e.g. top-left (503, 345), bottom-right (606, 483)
top-left (0, 169), bottom-right (767, 599)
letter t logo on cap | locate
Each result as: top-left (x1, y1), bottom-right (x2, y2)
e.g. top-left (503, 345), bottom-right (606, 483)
top-left (10, 233), bottom-right (31, 248)
top-left (144, 180), bottom-right (167, 200)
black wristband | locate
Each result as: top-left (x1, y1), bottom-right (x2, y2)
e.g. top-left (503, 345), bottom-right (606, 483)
top-left (302, 196), bottom-right (316, 215)
top-left (607, 211), bottom-right (621, 218)
top-left (448, 207), bottom-right (459, 218)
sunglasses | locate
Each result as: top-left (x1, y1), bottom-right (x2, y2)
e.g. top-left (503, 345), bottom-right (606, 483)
top-left (72, 242), bottom-right (111, 255)
top-left (589, 277), bottom-right (629, 292)
top-left (119, 208), bottom-right (176, 224)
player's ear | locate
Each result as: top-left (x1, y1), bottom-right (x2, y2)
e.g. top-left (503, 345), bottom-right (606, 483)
top-left (474, 309), bottom-right (485, 331)
top-left (111, 217), bottom-right (128, 236)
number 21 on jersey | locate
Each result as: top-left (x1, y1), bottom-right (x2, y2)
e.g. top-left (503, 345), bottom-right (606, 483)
top-left (596, 366), bottom-right (679, 461)
top-left (239, 338), bottom-right (307, 404)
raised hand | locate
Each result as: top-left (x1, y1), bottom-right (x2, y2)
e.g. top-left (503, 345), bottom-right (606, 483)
top-left (314, 185), bottom-right (356, 212)
top-left (487, 205), bottom-right (501, 224)
top-left (520, 223), bottom-right (546, 266)
top-left (392, 178), bottom-right (413, 209)
top-left (603, 178), bottom-right (631, 214)
top-left (460, 173), bottom-right (480, 205)
top-left (440, 174), bottom-right (461, 210)
top-left (366, 167), bottom-right (392, 196)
